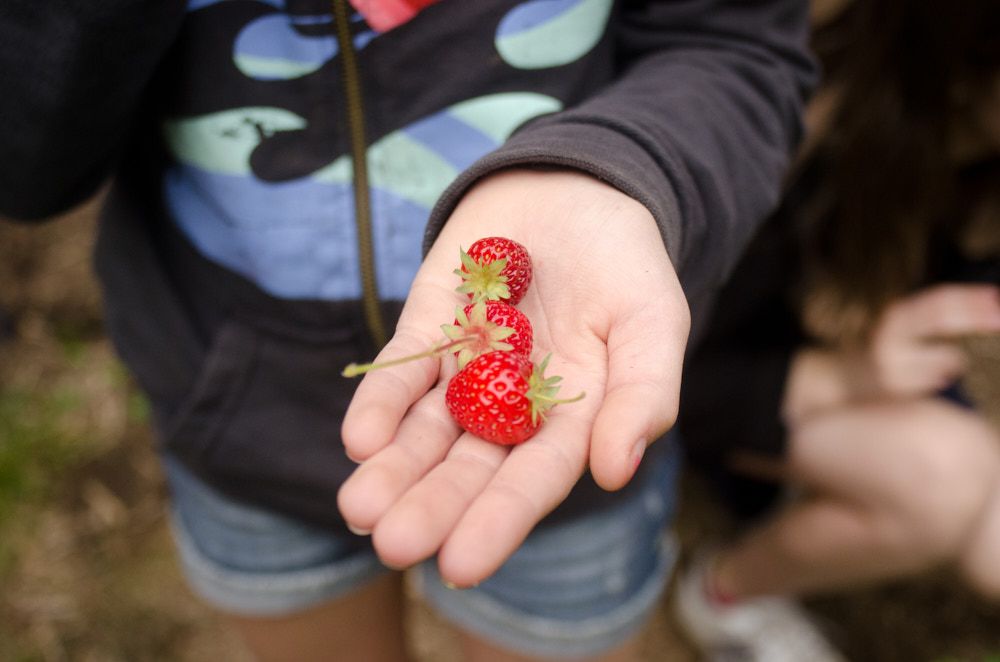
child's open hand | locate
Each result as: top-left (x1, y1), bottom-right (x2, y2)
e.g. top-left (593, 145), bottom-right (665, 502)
top-left (337, 169), bottom-right (690, 587)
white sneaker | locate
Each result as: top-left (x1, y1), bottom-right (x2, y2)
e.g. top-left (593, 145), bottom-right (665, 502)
top-left (672, 554), bottom-right (849, 662)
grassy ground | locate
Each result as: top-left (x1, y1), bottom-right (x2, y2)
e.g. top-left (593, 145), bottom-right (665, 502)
top-left (1, 200), bottom-right (999, 661)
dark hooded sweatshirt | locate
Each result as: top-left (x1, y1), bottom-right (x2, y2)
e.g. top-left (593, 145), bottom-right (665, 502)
top-left (0, 0), bottom-right (816, 535)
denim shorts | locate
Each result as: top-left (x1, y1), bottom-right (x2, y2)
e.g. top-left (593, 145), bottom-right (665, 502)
top-left (164, 437), bottom-right (681, 660)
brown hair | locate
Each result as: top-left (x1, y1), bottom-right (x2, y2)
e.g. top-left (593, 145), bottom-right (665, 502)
top-left (796, 0), bottom-right (1000, 345)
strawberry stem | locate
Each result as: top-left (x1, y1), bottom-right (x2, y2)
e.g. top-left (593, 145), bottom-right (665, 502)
top-left (341, 339), bottom-right (465, 377)
top-left (343, 302), bottom-right (523, 377)
top-left (534, 391), bottom-right (586, 405)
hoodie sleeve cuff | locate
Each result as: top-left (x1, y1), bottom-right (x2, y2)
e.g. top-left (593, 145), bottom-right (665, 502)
top-left (422, 119), bottom-right (683, 263)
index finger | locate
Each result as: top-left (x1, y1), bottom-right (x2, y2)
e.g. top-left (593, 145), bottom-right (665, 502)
top-left (433, 403), bottom-right (596, 587)
top-left (895, 284), bottom-right (1000, 340)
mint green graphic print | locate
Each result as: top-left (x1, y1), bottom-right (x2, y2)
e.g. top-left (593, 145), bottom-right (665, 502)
top-left (163, 0), bottom-right (608, 301)
top-left (495, 0), bottom-right (613, 69)
top-left (163, 93), bottom-right (561, 300)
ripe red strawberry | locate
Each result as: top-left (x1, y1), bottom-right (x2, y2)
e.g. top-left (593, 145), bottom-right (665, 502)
top-left (446, 352), bottom-right (583, 445)
top-left (342, 300), bottom-right (531, 376)
top-left (446, 300), bottom-right (532, 367)
top-left (456, 236), bottom-right (533, 306)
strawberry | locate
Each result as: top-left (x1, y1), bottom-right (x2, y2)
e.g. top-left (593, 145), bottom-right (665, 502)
top-left (445, 300), bottom-right (533, 367)
top-left (446, 352), bottom-right (584, 445)
top-left (342, 300), bottom-right (531, 376)
top-left (456, 236), bottom-right (533, 306)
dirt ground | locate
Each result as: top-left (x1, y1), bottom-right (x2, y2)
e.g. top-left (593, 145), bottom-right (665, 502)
top-left (1, 200), bottom-right (999, 662)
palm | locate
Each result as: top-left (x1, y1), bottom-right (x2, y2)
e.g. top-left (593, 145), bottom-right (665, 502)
top-left (338, 169), bottom-right (689, 586)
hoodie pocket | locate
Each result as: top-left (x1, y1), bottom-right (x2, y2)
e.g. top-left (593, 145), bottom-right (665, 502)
top-left (161, 320), bottom-right (372, 533)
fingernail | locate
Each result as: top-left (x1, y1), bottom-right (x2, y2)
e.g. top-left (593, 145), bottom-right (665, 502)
top-left (630, 438), bottom-right (647, 477)
top-left (441, 578), bottom-right (478, 590)
top-left (347, 522), bottom-right (371, 536)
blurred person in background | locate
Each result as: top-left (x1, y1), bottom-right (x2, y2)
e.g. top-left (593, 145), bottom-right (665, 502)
top-left (672, 0), bottom-right (1000, 660)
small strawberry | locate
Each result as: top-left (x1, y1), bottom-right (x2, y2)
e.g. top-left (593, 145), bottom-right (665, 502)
top-left (446, 352), bottom-right (584, 445)
top-left (456, 236), bottom-right (533, 305)
top-left (446, 300), bottom-right (533, 368)
top-left (342, 300), bottom-right (531, 376)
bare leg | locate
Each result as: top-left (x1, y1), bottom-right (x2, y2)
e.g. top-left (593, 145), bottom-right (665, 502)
top-left (226, 571), bottom-right (413, 662)
top-left (713, 400), bottom-right (1000, 600)
top-left (714, 496), bottom-right (929, 598)
top-left (958, 480), bottom-right (1000, 599)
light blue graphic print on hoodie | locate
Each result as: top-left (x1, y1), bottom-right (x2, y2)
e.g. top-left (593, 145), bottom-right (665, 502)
top-left (161, 0), bottom-right (612, 301)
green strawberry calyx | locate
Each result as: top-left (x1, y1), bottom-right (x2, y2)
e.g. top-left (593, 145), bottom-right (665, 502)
top-left (454, 248), bottom-right (511, 302)
top-left (441, 301), bottom-right (515, 369)
top-left (527, 354), bottom-right (585, 425)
